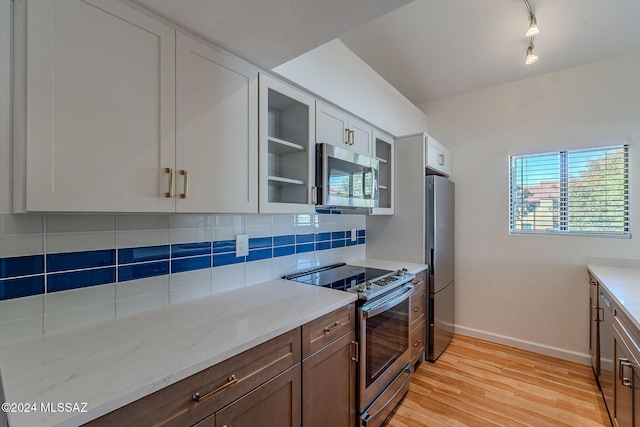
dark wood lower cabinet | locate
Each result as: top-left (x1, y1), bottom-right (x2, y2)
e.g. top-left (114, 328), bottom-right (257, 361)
top-left (82, 305), bottom-right (357, 427)
top-left (302, 330), bottom-right (356, 427)
top-left (194, 364), bottom-right (302, 427)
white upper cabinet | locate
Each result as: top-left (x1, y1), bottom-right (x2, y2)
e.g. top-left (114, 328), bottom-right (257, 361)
top-left (14, 0), bottom-right (176, 212)
top-left (426, 135), bottom-right (451, 177)
top-left (316, 101), bottom-right (373, 157)
top-left (175, 33), bottom-right (258, 213)
top-left (259, 75), bottom-right (316, 213)
top-left (14, 1), bottom-right (260, 213)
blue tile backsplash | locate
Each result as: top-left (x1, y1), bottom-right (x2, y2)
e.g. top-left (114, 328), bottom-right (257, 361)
top-left (0, 211), bottom-right (367, 344)
top-left (0, 229), bottom-right (365, 301)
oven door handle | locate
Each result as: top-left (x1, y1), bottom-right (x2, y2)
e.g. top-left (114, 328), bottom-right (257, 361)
top-left (362, 286), bottom-right (413, 319)
top-left (361, 364), bottom-right (414, 423)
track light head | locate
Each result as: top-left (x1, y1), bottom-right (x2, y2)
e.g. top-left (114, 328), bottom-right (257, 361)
top-left (525, 41), bottom-right (538, 65)
top-left (525, 13), bottom-right (540, 37)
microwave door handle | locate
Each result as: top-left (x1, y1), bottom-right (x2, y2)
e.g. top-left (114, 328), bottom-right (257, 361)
top-left (362, 286), bottom-right (413, 319)
top-left (363, 167), bottom-right (373, 199)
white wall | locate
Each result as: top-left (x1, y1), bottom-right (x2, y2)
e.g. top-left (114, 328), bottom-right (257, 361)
top-left (421, 52), bottom-right (640, 363)
top-left (274, 39), bottom-right (429, 137)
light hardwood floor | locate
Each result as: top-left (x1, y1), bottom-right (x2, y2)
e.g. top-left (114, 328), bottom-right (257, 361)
top-left (387, 334), bottom-right (612, 427)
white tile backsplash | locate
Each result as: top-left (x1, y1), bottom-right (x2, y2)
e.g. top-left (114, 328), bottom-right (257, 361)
top-left (46, 284), bottom-right (116, 314)
top-left (0, 234), bottom-right (44, 257)
top-left (170, 269), bottom-right (212, 304)
top-left (45, 301), bottom-right (115, 334)
top-left (0, 295), bottom-right (43, 323)
top-left (116, 276), bottom-right (169, 301)
top-left (0, 212), bottom-right (366, 344)
top-left (0, 316), bottom-right (43, 345)
top-left (212, 263), bottom-right (245, 294)
top-left (116, 229), bottom-right (170, 249)
top-left (46, 231), bottom-right (115, 253)
top-left (46, 214), bottom-right (116, 233)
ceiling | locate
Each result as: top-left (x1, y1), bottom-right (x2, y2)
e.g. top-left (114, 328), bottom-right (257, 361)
top-left (341, 0), bottom-right (640, 105)
top-left (129, 0), bottom-right (412, 70)
top-left (130, 0), bottom-right (640, 106)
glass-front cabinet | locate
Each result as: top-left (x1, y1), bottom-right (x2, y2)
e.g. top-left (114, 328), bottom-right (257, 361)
top-left (259, 75), bottom-right (316, 213)
top-left (371, 130), bottom-right (394, 215)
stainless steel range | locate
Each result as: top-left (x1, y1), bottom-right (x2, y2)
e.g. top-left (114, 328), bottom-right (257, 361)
top-left (285, 263), bottom-right (416, 427)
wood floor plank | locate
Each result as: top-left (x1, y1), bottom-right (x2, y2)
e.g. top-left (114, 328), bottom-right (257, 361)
top-left (386, 334), bottom-right (612, 427)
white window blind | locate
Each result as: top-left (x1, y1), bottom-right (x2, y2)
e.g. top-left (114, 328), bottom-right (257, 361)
top-left (509, 145), bottom-right (629, 236)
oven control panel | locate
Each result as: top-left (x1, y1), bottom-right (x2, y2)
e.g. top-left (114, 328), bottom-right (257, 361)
top-left (348, 270), bottom-right (416, 300)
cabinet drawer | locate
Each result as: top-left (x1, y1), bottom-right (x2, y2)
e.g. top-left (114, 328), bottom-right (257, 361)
top-left (410, 288), bottom-right (426, 330)
top-left (410, 323), bottom-right (426, 365)
top-left (614, 309), bottom-right (640, 361)
top-left (83, 328), bottom-right (301, 427)
top-left (302, 304), bottom-right (355, 358)
top-left (194, 364), bottom-right (302, 427)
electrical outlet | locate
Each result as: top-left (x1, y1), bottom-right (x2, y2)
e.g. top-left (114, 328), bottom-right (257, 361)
top-left (236, 234), bottom-right (249, 257)
top-left (351, 228), bottom-right (357, 242)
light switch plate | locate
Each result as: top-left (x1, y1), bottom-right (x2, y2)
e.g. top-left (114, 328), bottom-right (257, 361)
top-left (236, 234), bottom-right (249, 257)
top-left (351, 228), bottom-right (357, 242)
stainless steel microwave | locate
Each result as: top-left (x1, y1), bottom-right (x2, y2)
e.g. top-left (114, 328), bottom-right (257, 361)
top-left (315, 143), bottom-right (379, 209)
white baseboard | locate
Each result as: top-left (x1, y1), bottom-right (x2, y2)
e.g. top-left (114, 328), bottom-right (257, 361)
top-left (454, 325), bottom-right (591, 365)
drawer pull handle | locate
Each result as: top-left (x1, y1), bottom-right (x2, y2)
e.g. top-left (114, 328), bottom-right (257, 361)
top-left (192, 375), bottom-right (238, 403)
top-left (324, 321), bottom-right (341, 333)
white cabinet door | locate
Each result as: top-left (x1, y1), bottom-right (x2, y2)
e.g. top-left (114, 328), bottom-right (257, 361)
top-left (259, 75), bottom-right (316, 213)
top-left (371, 130), bottom-right (394, 215)
top-left (316, 102), bottom-right (372, 157)
top-left (349, 117), bottom-right (373, 157)
top-left (316, 102), bottom-right (350, 148)
top-left (16, 0), bottom-right (176, 212)
top-left (176, 33), bottom-right (258, 213)
top-left (426, 135), bottom-right (451, 176)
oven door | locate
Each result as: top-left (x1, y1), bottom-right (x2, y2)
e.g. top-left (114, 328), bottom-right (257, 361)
top-left (358, 285), bottom-right (412, 412)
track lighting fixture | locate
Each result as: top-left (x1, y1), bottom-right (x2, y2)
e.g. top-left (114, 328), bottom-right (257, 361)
top-left (526, 13), bottom-right (539, 37)
top-left (525, 40), bottom-right (538, 64)
top-left (523, 0), bottom-right (539, 64)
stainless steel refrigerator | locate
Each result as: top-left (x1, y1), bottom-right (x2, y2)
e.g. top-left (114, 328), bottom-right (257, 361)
top-left (425, 175), bottom-right (455, 361)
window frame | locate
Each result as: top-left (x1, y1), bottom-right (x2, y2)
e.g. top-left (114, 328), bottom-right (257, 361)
top-left (509, 143), bottom-right (631, 238)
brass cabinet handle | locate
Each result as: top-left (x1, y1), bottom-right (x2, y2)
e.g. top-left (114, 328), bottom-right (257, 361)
top-left (413, 305), bottom-right (422, 312)
top-left (349, 129), bottom-right (355, 145)
top-left (438, 153), bottom-right (445, 166)
top-left (345, 128), bottom-right (351, 145)
top-left (311, 185), bottom-right (318, 205)
top-left (179, 170), bottom-right (188, 199)
top-left (324, 321), bottom-right (341, 333)
top-left (192, 375), bottom-right (238, 403)
top-left (351, 341), bottom-right (359, 362)
top-left (164, 168), bottom-right (174, 198)
top-left (413, 339), bottom-right (423, 348)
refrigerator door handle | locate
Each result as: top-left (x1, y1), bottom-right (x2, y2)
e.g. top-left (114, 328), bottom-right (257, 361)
top-left (430, 248), bottom-right (434, 275)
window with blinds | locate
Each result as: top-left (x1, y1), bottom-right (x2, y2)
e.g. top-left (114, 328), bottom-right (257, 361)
top-left (509, 145), bottom-right (629, 236)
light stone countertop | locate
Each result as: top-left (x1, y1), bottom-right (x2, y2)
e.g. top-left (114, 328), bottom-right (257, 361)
top-left (0, 258), bottom-right (427, 427)
top-left (587, 264), bottom-right (640, 332)
top-left (0, 278), bottom-right (357, 427)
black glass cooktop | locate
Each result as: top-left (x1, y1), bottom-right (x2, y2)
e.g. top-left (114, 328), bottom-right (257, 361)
top-left (284, 263), bottom-right (393, 291)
